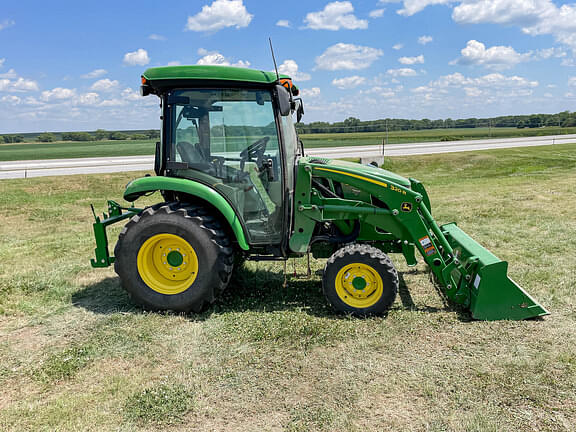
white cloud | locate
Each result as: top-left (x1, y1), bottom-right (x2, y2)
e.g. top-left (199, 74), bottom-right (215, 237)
top-left (382, 0), bottom-right (576, 50)
top-left (315, 43), bottom-right (383, 70)
top-left (430, 72), bottom-right (538, 96)
top-left (452, 0), bottom-right (549, 26)
top-left (452, 0), bottom-right (576, 50)
top-left (453, 40), bottom-right (566, 70)
top-left (361, 86), bottom-right (396, 97)
top-left (534, 47), bottom-right (566, 60)
top-left (77, 92), bottom-right (101, 106)
top-left (418, 35), bottom-right (433, 45)
top-left (454, 40), bottom-right (530, 70)
top-left (387, 68), bottom-right (419, 76)
top-left (278, 60), bottom-right (311, 81)
top-left (196, 49), bottom-right (250, 68)
top-left (122, 88), bottom-right (141, 101)
top-left (41, 87), bottom-right (77, 102)
top-left (148, 34), bottom-right (166, 41)
top-left (166, 61), bottom-right (181, 66)
top-left (0, 19), bottom-right (15, 31)
top-left (369, 9), bottom-right (386, 18)
top-left (393, 43), bottom-right (404, 50)
top-left (301, 87), bottom-right (321, 98)
top-left (99, 99), bottom-right (125, 107)
top-left (123, 49), bottom-right (150, 66)
top-left (304, 1), bottom-right (368, 30)
top-left (399, 55), bottom-right (424, 65)
top-left (0, 95), bottom-right (21, 104)
top-left (81, 69), bottom-right (107, 79)
top-left (90, 78), bottom-right (120, 92)
top-left (0, 68), bottom-right (18, 79)
top-left (0, 58), bottom-right (4, 68)
top-left (569, 77), bottom-right (576, 86)
top-left (380, 0), bottom-right (452, 16)
top-left (0, 77), bottom-right (39, 92)
top-left (407, 71), bottom-right (540, 108)
top-left (185, 0), bottom-right (253, 32)
top-left (332, 76), bottom-right (366, 89)
top-left (276, 20), bottom-right (291, 28)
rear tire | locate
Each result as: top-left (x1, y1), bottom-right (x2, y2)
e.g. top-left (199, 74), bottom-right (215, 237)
top-left (323, 244), bottom-right (398, 317)
top-left (114, 202), bottom-right (234, 313)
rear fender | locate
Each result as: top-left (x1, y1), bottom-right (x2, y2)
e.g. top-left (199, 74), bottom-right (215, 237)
top-left (124, 176), bottom-right (249, 251)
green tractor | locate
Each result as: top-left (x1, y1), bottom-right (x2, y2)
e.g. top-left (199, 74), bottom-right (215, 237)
top-left (90, 65), bottom-right (548, 320)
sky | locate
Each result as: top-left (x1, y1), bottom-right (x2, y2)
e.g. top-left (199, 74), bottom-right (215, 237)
top-left (1, 0), bottom-right (576, 133)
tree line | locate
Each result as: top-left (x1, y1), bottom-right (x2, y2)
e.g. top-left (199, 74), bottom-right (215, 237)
top-left (2, 110), bottom-right (576, 143)
top-left (0, 129), bottom-right (161, 143)
top-left (295, 111), bottom-right (576, 134)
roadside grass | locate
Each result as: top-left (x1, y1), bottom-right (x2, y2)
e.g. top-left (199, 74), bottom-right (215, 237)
top-left (0, 144), bottom-right (574, 431)
top-left (2, 126), bottom-right (576, 161)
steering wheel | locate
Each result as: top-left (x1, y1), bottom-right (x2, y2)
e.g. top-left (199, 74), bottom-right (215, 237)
top-left (240, 136), bottom-right (270, 171)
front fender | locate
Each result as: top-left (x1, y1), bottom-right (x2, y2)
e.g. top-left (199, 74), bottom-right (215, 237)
top-left (124, 176), bottom-right (249, 251)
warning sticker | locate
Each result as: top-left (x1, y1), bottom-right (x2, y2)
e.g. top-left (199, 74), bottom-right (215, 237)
top-left (424, 247), bottom-right (437, 256)
top-left (419, 236), bottom-right (432, 249)
top-left (473, 274), bottom-right (481, 290)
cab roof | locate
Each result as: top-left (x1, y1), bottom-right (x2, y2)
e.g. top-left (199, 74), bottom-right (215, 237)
top-left (142, 65), bottom-right (288, 85)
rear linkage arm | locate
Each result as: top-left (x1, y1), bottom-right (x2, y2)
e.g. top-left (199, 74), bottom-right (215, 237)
top-left (90, 200), bottom-right (142, 268)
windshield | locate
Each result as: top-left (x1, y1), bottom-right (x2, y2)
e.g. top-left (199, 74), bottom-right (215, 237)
top-left (168, 88), bottom-right (284, 244)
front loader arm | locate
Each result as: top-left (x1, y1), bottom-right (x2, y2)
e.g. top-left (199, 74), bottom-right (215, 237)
top-left (290, 161), bottom-right (463, 294)
top-left (290, 160), bottom-right (548, 320)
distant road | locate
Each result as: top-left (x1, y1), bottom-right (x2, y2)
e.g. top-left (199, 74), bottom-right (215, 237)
top-left (1, 134), bottom-right (575, 180)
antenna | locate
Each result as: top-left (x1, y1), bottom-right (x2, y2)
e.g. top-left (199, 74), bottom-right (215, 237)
top-left (269, 38), bottom-right (280, 81)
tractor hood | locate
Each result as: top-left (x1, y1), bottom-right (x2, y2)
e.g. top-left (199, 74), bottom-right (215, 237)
top-left (302, 157), bottom-right (411, 188)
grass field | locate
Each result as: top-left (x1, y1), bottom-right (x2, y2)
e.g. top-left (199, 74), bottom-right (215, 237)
top-left (0, 145), bottom-right (575, 431)
top-left (1, 126), bottom-right (576, 162)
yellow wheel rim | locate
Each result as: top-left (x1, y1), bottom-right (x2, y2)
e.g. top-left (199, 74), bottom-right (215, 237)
top-left (136, 233), bottom-right (199, 295)
top-left (335, 263), bottom-right (383, 308)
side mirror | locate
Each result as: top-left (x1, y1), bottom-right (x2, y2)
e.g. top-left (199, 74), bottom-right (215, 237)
top-left (295, 98), bottom-right (305, 123)
top-left (140, 85), bottom-right (152, 97)
top-left (276, 85), bottom-right (291, 116)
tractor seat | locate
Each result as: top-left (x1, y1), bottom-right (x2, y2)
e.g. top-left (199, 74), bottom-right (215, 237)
top-left (177, 141), bottom-right (204, 164)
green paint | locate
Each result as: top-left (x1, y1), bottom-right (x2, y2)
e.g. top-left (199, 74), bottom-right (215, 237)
top-left (90, 200), bottom-right (142, 268)
top-left (166, 251), bottom-right (183, 267)
top-left (142, 65), bottom-right (288, 85)
top-left (289, 156), bottom-right (548, 320)
top-left (124, 176), bottom-right (249, 251)
top-left (352, 277), bottom-right (367, 290)
top-left (88, 65), bottom-right (549, 321)
top-left (441, 222), bottom-right (549, 320)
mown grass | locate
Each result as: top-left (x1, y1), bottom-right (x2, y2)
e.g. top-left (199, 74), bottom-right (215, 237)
top-left (0, 144), bottom-right (575, 431)
top-left (2, 126), bottom-right (576, 161)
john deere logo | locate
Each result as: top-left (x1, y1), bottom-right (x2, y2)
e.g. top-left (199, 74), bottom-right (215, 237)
top-left (401, 202), bottom-right (412, 212)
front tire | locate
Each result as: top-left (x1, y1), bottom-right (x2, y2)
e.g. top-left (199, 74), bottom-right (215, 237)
top-left (323, 244), bottom-right (398, 317)
top-left (114, 202), bottom-right (234, 313)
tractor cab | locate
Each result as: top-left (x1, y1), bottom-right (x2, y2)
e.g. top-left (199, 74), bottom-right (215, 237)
top-left (142, 66), bottom-right (302, 248)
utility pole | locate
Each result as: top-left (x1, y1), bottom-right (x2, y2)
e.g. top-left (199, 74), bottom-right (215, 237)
top-left (385, 118), bottom-right (389, 146)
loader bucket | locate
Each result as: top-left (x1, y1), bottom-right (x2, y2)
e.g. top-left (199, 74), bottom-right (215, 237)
top-left (441, 223), bottom-right (549, 321)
